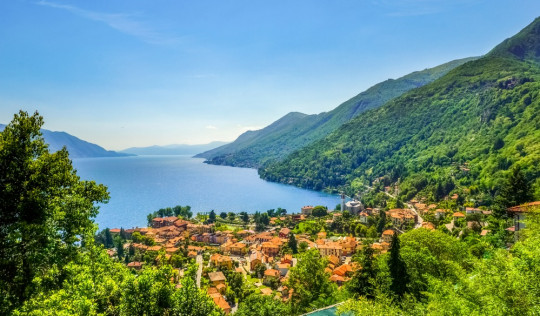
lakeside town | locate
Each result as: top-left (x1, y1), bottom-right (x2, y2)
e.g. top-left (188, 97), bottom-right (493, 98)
top-left (100, 190), bottom-right (539, 314)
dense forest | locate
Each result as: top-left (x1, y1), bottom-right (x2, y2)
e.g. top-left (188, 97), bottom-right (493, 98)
top-left (197, 58), bottom-right (476, 168)
top-left (260, 18), bottom-right (540, 206)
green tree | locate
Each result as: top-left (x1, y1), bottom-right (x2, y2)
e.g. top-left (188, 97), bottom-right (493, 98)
top-left (388, 233), bottom-right (409, 298)
top-left (228, 212), bottom-right (236, 221)
top-left (115, 237), bottom-right (125, 259)
top-left (0, 111), bottom-right (109, 314)
top-left (235, 294), bottom-right (290, 316)
top-left (298, 241), bottom-right (308, 253)
top-left (220, 212), bottom-right (227, 219)
top-left (227, 271), bottom-right (245, 302)
top-left (240, 212), bottom-right (249, 224)
top-left (312, 205), bottom-right (328, 217)
top-left (347, 246), bottom-right (377, 298)
top-left (494, 165), bottom-right (533, 217)
top-left (288, 233), bottom-right (298, 254)
top-left (287, 249), bottom-right (336, 314)
top-left (377, 210), bottom-right (387, 234)
top-left (209, 210), bottom-right (217, 223)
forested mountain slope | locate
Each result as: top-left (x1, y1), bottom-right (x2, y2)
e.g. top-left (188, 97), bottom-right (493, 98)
top-left (197, 57), bottom-right (477, 168)
top-left (260, 18), bottom-right (540, 203)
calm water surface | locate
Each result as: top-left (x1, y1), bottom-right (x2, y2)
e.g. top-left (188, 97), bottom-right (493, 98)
top-left (72, 155), bottom-right (339, 229)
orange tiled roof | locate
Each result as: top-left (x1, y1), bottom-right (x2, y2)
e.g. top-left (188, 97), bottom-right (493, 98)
top-left (264, 269), bottom-right (280, 277)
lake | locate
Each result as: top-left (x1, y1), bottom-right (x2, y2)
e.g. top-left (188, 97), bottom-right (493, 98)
top-left (72, 155), bottom-right (340, 229)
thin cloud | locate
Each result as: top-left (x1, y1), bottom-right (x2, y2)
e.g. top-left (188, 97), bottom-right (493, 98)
top-left (205, 125), bottom-right (217, 130)
top-left (36, 1), bottom-right (180, 45)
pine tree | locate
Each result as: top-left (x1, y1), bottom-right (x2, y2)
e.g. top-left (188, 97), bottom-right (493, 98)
top-left (346, 246), bottom-right (377, 298)
top-left (494, 165), bottom-right (533, 218)
top-left (377, 210), bottom-right (386, 234)
top-left (209, 210), bottom-right (216, 223)
top-left (104, 228), bottom-right (114, 248)
top-left (288, 233), bottom-right (298, 254)
top-left (388, 233), bottom-right (409, 298)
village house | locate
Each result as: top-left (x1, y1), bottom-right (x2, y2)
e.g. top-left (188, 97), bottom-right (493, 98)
top-left (329, 274), bottom-right (345, 286)
top-left (264, 269), bottom-right (280, 283)
top-left (127, 261), bottom-right (144, 270)
top-left (208, 290), bottom-right (231, 314)
top-left (229, 242), bottom-right (247, 256)
top-left (301, 205), bottom-right (314, 216)
top-left (317, 240), bottom-right (343, 258)
top-left (387, 209), bottom-right (417, 227)
top-left (453, 212), bottom-right (466, 221)
top-left (151, 216), bottom-right (180, 228)
top-left (507, 201), bottom-right (540, 239)
top-left (261, 241), bottom-right (280, 257)
top-left (337, 236), bottom-right (357, 256)
top-left (208, 271), bottom-right (227, 287)
top-left (249, 251), bottom-right (263, 271)
top-left (359, 211), bottom-right (369, 224)
top-left (210, 253), bottom-right (233, 270)
top-left (381, 229), bottom-right (396, 243)
top-left (332, 263), bottom-right (353, 280)
top-left (421, 222), bottom-right (436, 230)
top-left (279, 227), bottom-right (291, 238)
top-left (281, 254), bottom-right (293, 266)
top-left (277, 263), bottom-right (290, 277)
top-left (465, 207), bottom-right (483, 215)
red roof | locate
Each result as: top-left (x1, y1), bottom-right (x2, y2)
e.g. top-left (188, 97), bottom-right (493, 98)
top-left (264, 269), bottom-right (280, 277)
top-left (507, 201), bottom-right (540, 213)
top-left (382, 229), bottom-right (395, 236)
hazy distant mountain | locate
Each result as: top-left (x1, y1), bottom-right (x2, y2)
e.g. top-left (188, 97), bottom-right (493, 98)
top-left (197, 57), bottom-right (478, 168)
top-left (0, 124), bottom-right (131, 158)
top-left (120, 141), bottom-right (228, 156)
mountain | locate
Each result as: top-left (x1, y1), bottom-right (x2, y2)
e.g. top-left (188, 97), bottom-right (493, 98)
top-left (196, 57), bottom-right (477, 168)
top-left (259, 17), bottom-right (540, 203)
top-left (0, 124), bottom-right (131, 158)
top-left (120, 141), bottom-right (228, 156)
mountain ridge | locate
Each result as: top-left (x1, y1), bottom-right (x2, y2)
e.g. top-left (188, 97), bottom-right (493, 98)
top-left (197, 57), bottom-right (478, 168)
top-left (120, 141), bottom-right (228, 156)
top-left (0, 124), bottom-right (131, 158)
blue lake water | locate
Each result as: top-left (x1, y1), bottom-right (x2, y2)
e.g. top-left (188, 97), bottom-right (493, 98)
top-left (72, 155), bottom-right (339, 229)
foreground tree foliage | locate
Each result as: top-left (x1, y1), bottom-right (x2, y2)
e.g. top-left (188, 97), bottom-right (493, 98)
top-left (0, 111), bottom-right (109, 314)
top-left (338, 209), bottom-right (540, 315)
top-left (287, 249), bottom-right (338, 314)
top-left (1, 112), bottom-right (222, 315)
top-left (235, 294), bottom-right (291, 316)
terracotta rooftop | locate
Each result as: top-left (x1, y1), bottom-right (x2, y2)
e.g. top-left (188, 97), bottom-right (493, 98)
top-left (208, 271), bottom-right (226, 282)
top-left (507, 201), bottom-right (540, 213)
top-left (264, 269), bottom-right (280, 277)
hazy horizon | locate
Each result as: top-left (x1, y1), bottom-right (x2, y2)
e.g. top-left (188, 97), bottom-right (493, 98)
top-left (1, 1), bottom-right (539, 150)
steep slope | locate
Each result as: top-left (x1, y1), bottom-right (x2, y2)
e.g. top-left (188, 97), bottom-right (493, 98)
top-left (197, 57), bottom-right (477, 168)
top-left (120, 141), bottom-right (228, 156)
top-left (260, 18), bottom-right (540, 202)
top-left (0, 124), bottom-right (131, 158)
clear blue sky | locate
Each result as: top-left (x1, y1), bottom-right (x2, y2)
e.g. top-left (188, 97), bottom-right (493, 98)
top-left (1, 0), bottom-right (539, 150)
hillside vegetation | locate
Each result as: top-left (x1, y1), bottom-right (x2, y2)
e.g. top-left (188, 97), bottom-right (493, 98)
top-left (197, 58), bottom-right (476, 168)
top-left (260, 18), bottom-right (540, 205)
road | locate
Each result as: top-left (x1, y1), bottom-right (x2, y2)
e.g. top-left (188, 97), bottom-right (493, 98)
top-left (196, 254), bottom-right (203, 288)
